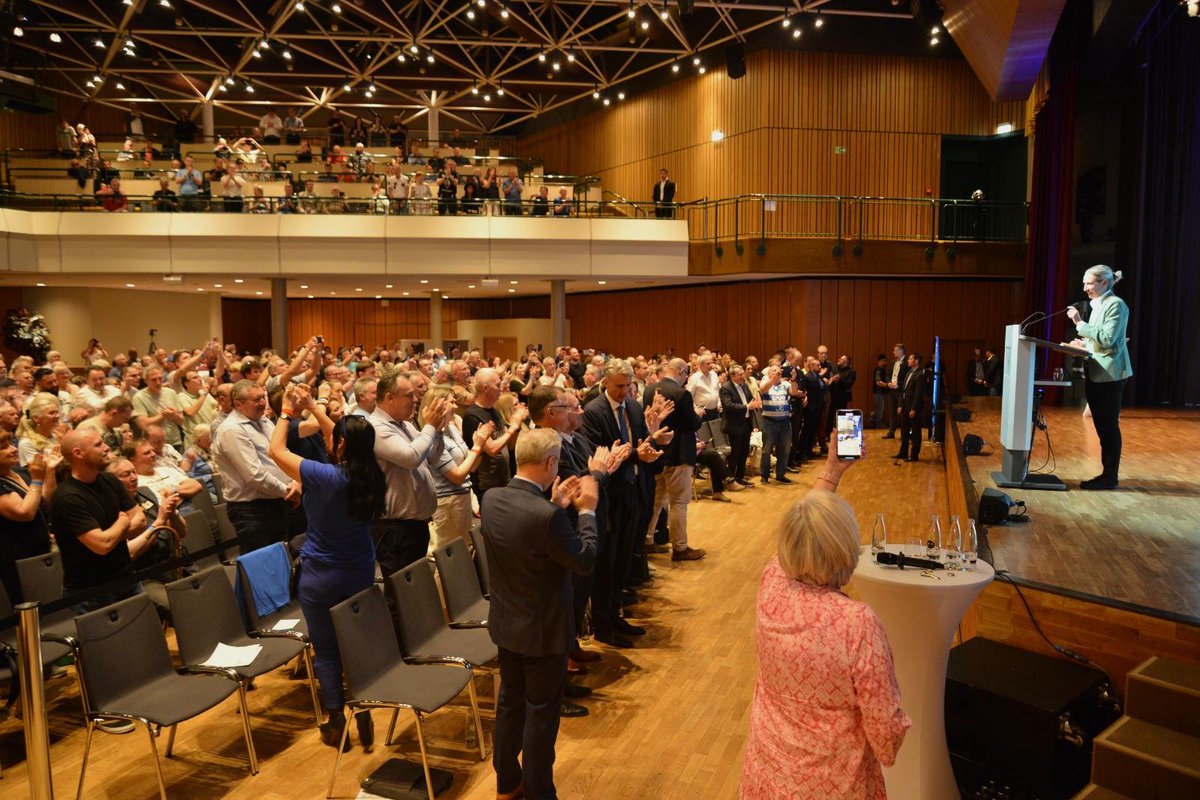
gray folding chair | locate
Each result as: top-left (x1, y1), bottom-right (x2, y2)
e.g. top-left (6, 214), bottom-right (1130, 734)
top-left (180, 510), bottom-right (223, 570)
top-left (328, 585), bottom-right (479, 799)
top-left (430, 540), bottom-right (488, 627)
top-left (12, 551), bottom-right (77, 663)
top-left (468, 525), bottom-right (490, 598)
top-left (212, 503), bottom-right (241, 561)
top-left (210, 472), bottom-right (225, 503)
top-left (165, 566), bottom-right (321, 723)
top-left (186, 485), bottom-right (221, 534)
top-left (235, 541), bottom-right (310, 643)
top-left (69, 593), bottom-right (256, 800)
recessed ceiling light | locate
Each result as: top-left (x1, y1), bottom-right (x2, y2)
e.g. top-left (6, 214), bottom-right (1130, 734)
top-left (598, 280), bottom-right (607, 285)
top-left (420, 279), bottom-right (428, 284)
top-left (255, 291), bottom-right (264, 295)
top-left (375, 295), bottom-right (382, 299)
top-left (508, 288), bottom-right (516, 293)
top-left (197, 288), bottom-right (204, 291)
top-left (300, 284), bottom-right (308, 288)
top-left (126, 283), bottom-right (136, 287)
top-left (234, 278), bottom-right (244, 283)
top-left (36, 282), bottom-right (45, 287)
top-left (214, 283), bottom-right (223, 288)
top-left (355, 287), bottom-right (363, 292)
top-left (432, 288), bottom-right (440, 292)
top-left (467, 284), bottom-right (476, 289)
top-left (307, 294), bottom-right (314, 298)
top-left (402, 291), bottom-right (410, 296)
top-left (442, 295), bottom-right (449, 299)
top-left (510, 280), bottom-right (518, 284)
top-left (330, 291), bottom-right (336, 295)
top-left (385, 284), bottom-right (393, 288)
top-left (640, 20), bottom-right (649, 30)
top-left (699, 66), bottom-right (707, 74)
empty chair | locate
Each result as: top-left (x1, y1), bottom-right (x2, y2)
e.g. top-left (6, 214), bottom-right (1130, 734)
top-left (12, 551), bottom-right (76, 662)
top-left (469, 525), bottom-right (490, 598)
top-left (212, 503), bottom-right (241, 561)
top-left (179, 510), bottom-right (222, 570)
top-left (328, 585), bottom-right (481, 799)
top-left (431, 540), bottom-right (488, 627)
top-left (70, 593), bottom-right (256, 800)
top-left (210, 472), bottom-right (225, 503)
top-left (236, 541), bottom-right (309, 637)
top-left (387, 560), bottom-right (498, 670)
top-left (165, 566), bottom-right (321, 723)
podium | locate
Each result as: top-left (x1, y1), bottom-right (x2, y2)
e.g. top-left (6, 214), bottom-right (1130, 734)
top-left (992, 323), bottom-right (1089, 491)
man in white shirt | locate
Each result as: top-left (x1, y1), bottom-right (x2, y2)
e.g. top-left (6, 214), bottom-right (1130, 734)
top-left (211, 380), bottom-right (302, 552)
top-left (686, 353), bottom-right (722, 425)
top-left (132, 366), bottom-right (184, 448)
top-left (74, 365), bottom-right (120, 414)
top-left (259, 108), bottom-right (284, 143)
top-left (386, 165), bottom-right (410, 214)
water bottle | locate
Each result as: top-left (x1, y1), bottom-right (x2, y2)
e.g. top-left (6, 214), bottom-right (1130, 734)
top-left (964, 518), bottom-right (979, 571)
top-left (926, 514), bottom-right (943, 560)
top-left (871, 513), bottom-right (887, 559)
top-left (945, 515), bottom-right (963, 569)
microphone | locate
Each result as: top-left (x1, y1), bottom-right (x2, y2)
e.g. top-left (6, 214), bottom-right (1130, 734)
top-left (1020, 305), bottom-right (1074, 334)
top-left (875, 551), bottom-right (945, 570)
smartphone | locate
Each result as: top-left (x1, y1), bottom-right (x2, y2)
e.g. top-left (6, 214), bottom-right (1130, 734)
top-left (836, 409), bottom-right (864, 460)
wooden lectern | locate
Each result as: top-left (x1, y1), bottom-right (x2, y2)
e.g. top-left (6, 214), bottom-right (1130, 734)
top-left (992, 323), bottom-right (1089, 491)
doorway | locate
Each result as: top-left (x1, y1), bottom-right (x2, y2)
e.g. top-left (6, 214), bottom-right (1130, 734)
top-left (483, 337), bottom-right (518, 364)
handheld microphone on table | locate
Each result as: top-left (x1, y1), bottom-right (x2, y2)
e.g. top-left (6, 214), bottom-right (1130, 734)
top-left (875, 551), bottom-right (945, 570)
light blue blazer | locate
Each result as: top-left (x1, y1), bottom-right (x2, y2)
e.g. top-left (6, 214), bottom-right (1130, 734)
top-left (1075, 293), bottom-right (1133, 383)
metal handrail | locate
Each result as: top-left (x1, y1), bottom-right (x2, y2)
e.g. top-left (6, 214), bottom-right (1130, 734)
top-left (601, 189), bottom-right (647, 219)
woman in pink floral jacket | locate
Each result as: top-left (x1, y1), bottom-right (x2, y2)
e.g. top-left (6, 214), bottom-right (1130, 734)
top-left (740, 451), bottom-right (911, 799)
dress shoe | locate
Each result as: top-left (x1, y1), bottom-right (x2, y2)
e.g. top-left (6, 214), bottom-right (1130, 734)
top-left (882, 432), bottom-right (895, 439)
top-left (776, 476), bottom-right (794, 485)
top-left (563, 683), bottom-right (593, 699)
top-left (566, 660), bottom-right (589, 676)
top-left (711, 492), bottom-right (732, 503)
top-left (645, 542), bottom-right (671, 554)
top-left (496, 782), bottom-right (525, 800)
top-left (737, 479), bottom-right (755, 488)
top-left (319, 710), bottom-right (351, 752)
top-left (784, 466), bottom-right (800, 474)
top-left (892, 452), bottom-right (908, 459)
top-left (760, 477), bottom-right (769, 485)
top-left (355, 709), bottom-right (374, 748)
top-left (724, 480), bottom-right (745, 492)
top-left (1081, 477), bottom-right (1119, 490)
top-left (622, 588), bottom-right (639, 606)
top-left (671, 546), bottom-right (706, 562)
top-left (570, 647), bottom-right (602, 663)
top-left (560, 701), bottom-right (589, 718)
top-left (615, 618), bottom-right (646, 636)
top-left (906, 456), bottom-right (920, 463)
top-left (594, 631), bottom-right (634, 648)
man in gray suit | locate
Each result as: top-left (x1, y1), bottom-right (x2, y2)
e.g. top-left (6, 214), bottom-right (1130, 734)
top-left (483, 427), bottom-right (599, 800)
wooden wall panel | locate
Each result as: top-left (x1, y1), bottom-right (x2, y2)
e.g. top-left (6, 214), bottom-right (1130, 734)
top-left (518, 50), bottom-right (1026, 226)
top-left (565, 276), bottom-right (1025, 411)
top-left (0, 79), bottom-right (129, 153)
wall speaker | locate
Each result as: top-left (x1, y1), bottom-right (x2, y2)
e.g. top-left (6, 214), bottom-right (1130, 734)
top-left (724, 45), bottom-right (746, 80)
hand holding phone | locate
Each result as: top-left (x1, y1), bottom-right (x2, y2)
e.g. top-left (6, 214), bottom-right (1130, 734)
top-left (835, 409), bottom-right (864, 460)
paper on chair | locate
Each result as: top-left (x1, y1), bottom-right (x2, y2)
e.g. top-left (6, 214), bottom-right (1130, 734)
top-left (271, 619), bottom-right (300, 631)
top-left (201, 642), bottom-right (262, 668)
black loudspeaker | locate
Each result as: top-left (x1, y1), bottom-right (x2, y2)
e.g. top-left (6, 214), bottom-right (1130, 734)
top-left (978, 487), bottom-right (1013, 524)
top-left (677, 0), bottom-right (694, 15)
top-left (953, 407), bottom-right (973, 422)
top-left (724, 45), bottom-right (746, 79)
top-left (962, 433), bottom-right (985, 455)
top-left (946, 637), bottom-right (1120, 799)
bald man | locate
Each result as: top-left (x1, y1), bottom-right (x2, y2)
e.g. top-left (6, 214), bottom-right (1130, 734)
top-left (462, 367), bottom-right (527, 505)
top-left (52, 429), bottom-right (152, 611)
top-left (642, 358), bottom-right (705, 562)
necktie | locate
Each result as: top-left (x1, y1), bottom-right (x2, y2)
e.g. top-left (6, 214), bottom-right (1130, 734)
top-left (617, 402), bottom-right (629, 443)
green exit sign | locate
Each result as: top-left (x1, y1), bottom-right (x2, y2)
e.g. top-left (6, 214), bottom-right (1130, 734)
top-left (834, 146), bottom-right (848, 155)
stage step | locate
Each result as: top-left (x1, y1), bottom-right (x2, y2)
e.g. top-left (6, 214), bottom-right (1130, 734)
top-left (1090, 716), bottom-right (1200, 799)
top-left (1125, 656), bottom-right (1200, 739)
top-left (1072, 784), bottom-right (1134, 800)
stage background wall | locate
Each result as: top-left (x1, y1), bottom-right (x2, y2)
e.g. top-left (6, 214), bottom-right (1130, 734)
top-left (517, 49), bottom-right (1028, 208)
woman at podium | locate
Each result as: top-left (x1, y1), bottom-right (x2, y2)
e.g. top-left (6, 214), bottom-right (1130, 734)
top-left (1067, 265), bottom-right (1132, 490)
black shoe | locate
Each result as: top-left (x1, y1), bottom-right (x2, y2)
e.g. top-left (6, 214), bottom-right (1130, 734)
top-left (595, 631), bottom-right (634, 648)
top-left (760, 477), bottom-right (769, 485)
top-left (355, 710), bottom-right (374, 748)
top-left (563, 683), bottom-right (593, 699)
top-left (622, 588), bottom-right (639, 606)
top-left (892, 452), bottom-right (908, 459)
top-left (560, 701), bottom-right (589, 718)
top-left (615, 618), bottom-right (646, 636)
top-left (737, 479), bottom-right (755, 488)
top-left (906, 456), bottom-right (920, 462)
top-left (882, 432), bottom-right (896, 439)
top-left (320, 711), bottom-right (351, 752)
top-left (776, 476), bottom-right (794, 485)
top-left (1081, 477), bottom-right (1119, 490)
top-left (784, 466), bottom-right (800, 474)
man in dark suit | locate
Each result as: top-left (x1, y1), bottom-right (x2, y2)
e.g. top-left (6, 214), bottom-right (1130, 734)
top-left (895, 353), bottom-right (926, 462)
top-left (719, 365), bottom-right (759, 486)
top-left (967, 348), bottom-right (987, 396)
top-left (652, 167), bottom-right (676, 219)
top-left (981, 346), bottom-right (1003, 396)
top-left (582, 359), bottom-right (667, 647)
top-left (829, 355), bottom-right (857, 418)
top-left (882, 343), bottom-right (909, 439)
top-left (796, 357), bottom-right (826, 462)
top-left (483, 427), bottom-right (598, 800)
top-left (643, 358), bottom-right (705, 561)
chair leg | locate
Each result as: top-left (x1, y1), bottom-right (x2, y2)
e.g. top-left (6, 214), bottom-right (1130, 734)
top-left (236, 684), bottom-right (259, 775)
top-left (303, 645), bottom-right (322, 724)
top-left (411, 711), bottom-right (436, 800)
top-left (385, 707), bottom-right (399, 747)
top-left (144, 721), bottom-right (169, 800)
top-left (165, 724), bottom-right (178, 758)
top-left (75, 720), bottom-right (96, 800)
top-left (326, 704), bottom-right (352, 799)
top-left (466, 677), bottom-right (486, 761)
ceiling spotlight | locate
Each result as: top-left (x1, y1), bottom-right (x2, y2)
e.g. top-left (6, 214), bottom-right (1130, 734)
top-left (397, 53), bottom-right (406, 62)
top-left (711, 129), bottom-right (725, 142)
top-left (782, 16), bottom-right (790, 28)
top-left (343, 82), bottom-right (352, 91)
top-left (260, 38), bottom-right (270, 49)
top-left (930, 35), bottom-right (939, 45)
top-left (661, 9), bottom-right (669, 19)
top-left (627, 3), bottom-right (635, 18)
top-left (94, 38), bottom-right (105, 48)
top-left (219, 84), bottom-right (227, 92)
top-left (931, 26), bottom-right (940, 35)
top-left (603, 97), bottom-right (610, 106)
top-left (410, 43), bottom-right (419, 53)
top-left (552, 61), bottom-right (561, 71)
top-left (567, 51), bottom-right (575, 62)
top-left (93, 74), bottom-right (102, 83)
top-left (300, 284), bottom-right (309, 288)
top-left (477, 0), bottom-right (485, 7)
top-left (508, 288), bottom-right (516, 293)
top-left (160, 0), bottom-right (171, 6)
top-left (501, 5), bottom-right (509, 18)
top-left (246, 82), bottom-right (255, 92)
top-left (699, 66), bottom-right (706, 74)
top-left (672, 61), bottom-right (680, 72)
top-left (123, 0), bottom-right (133, 4)
top-left (640, 19), bottom-right (649, 30)
top-left (617, 91), bottom-right (625, 100)
top-left (86, 81), bottom-right (95, 88)
top-left (426, 52), bottom-right (435, 62)
top-left (467, 8), bottom-right (476, 20)
top-left (225, 76), bottom-right (235, 84)
top-left (126, 283), bottom-right (136, 288)
top-left (49, 32), bottom-right (62, 43)
top-left (792, 28), bottom-right (801, 38)
top-left (332, 3), bottom-right (341, 12)
top-left (116, 81), bottom-right (125, 89)
top-left (593, 89), bottom-right (600, 99)
top-left (420, 279), bottom-right (428, 284)
top-left (471, 84), bottom-right (479, 94)
top-left (294, 1), bottom-right (304, 10)
top-left (385, 284), bottom-right (393, 288)
top-left (692, 56), bottom-right (700, 65)
top-left (497, 86), bottom-right (505, 96)
top-left (282, 48), bottom-right (292, 59)
top-left (483, 93), bottom-right (492, 102)
top-left (252, 50), bottom-right (262, 58)
top-left (814, 11), bottom-right (824, 27)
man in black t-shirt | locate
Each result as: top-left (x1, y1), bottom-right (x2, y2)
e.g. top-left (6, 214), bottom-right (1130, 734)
top-left (52, 429), bottom-right (153, 610)
top-left (461, 368), bottom-right (526, 505)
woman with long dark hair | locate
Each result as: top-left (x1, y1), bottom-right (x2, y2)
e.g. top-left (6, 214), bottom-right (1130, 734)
top-left (268, 383), bottom-right (387, 750)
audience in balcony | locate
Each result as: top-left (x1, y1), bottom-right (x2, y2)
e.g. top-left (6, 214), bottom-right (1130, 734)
top-left (67, 159), bottom-right (90, 189)
top-left (96, 178), bottom-right (129, 212)
top-left (554, 187), bottom-right (573, 216)
top-left (221, 162), bottom-right (247, 212)
top-left (153, 178), bottom-right (178, 212)
top-left (389, 114), bottom-right (408, 151)
top-left (530, 186), bottom-right (550, 216)
top-left (295, 141), bottom-right (314, 162)
top-left (437, 161), bottom-right (460, 215)
top-left (502, 166), bottom-right (524, 216)
top-left (283, 108), bottom-right (305, 144)
top-left (260, 108), bottom-right (284, 144)
top-left (57, 119), bottom-right (78, 157)
top-left (117, 138), bottom-right (137, 162)
top-left (409, 172), bottom-right (433, 214)
top-left (327, 111), bottom-right (345, 146)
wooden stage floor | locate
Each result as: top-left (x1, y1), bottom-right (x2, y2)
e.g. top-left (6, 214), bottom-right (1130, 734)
top-left (0, 446), bottom-right (949, 800)
top-left (954, 398), bottom-right (1200, 623)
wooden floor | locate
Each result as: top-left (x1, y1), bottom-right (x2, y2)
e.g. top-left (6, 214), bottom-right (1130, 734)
top-left (0, 446), bottom-right (948, 800)
top-left (956, 399), bottom-right (1200, 622)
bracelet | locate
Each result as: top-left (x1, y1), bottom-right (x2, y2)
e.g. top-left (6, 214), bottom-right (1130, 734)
top-left (279, 413), bottom-right (292, 420)
top-left (817, 472), bottom-right (840, 487)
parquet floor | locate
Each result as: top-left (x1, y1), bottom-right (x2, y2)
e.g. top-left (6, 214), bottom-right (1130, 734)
top-left (0, 442), bottom-right (948, 799)
top-left (958, 399), bottom-right (1200, 621)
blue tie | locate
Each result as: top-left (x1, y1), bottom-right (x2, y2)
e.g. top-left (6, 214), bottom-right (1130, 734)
top-left (617, 403), bottom-right (629, 444)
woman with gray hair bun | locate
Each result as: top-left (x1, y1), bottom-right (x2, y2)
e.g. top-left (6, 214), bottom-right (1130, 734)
top-left (1067, 264), bottom-right (1132, 490)
top-left (740, 444), bottom-right (910, 799)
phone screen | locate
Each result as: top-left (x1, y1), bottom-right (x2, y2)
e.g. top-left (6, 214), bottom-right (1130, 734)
top-left (836, 409), bottom-right (864, 460)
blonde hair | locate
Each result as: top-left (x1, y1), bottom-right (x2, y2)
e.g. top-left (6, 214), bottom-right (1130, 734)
top-left (419, 383), bottom-right (456, 417)
top-left (16, 392), bottom-right (60, 451)
top-left (777, 490), bottom-right (862, 588)
top-left (494, 391), bottom-right (521, 425)
top-left (1085, 264), bottom-right (1124, 289)
top-left (515, 427), bottom-right (561, 467)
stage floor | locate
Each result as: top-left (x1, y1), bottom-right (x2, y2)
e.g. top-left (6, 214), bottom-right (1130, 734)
top-left (954, 398), bottom-right (1200, 623)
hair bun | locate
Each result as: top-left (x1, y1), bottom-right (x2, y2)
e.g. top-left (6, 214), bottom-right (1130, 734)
top-left (1112, 270), bottom-right (1124, 283)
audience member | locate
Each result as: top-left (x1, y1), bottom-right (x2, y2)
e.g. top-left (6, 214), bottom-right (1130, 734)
top-left (643, 358), bottom-right (704, 561)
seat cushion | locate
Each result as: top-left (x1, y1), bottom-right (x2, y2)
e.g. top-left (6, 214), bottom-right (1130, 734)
top-left (233, 634), bottom-right (306, 680)
top-left (418, 628), bottom-right (498, 668)
top-left (105, 672), bottom-right (239, 727)
top-left (451, 598), bottom-right (489, 625)
top-left (258, 601), bottom-right (309, 638)
top-left (355, 662), bottom-right (471, 714)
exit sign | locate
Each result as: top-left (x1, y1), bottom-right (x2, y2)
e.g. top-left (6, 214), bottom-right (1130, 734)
top-left (834, 146), bottom-right (848, 155)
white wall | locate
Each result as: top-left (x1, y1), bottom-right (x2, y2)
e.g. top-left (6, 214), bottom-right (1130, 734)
top-left (454, 318), bottom-right (568, 356)
top-left (22, 287), bottom-right (223, 365)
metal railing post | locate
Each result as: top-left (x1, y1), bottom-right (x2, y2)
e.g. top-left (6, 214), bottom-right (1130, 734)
top-left (758, 195), bottom-right (767, 256)
top-left (734, 196), bottom-right (743, 256)
top-left (16, 602), bottom-right (55, 800)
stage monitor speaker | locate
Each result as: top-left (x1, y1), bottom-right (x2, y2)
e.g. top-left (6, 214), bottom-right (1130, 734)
top-left (978, 487), bottom-right (1014, 524)
top-left (946, 637), bottom-right (1120, 799)
top-left (724, 45), bottom-right (746, 79)
top-left (953, 407), bottom-right (973, 422)
top-left (963, 433), bottom-right (985, 456)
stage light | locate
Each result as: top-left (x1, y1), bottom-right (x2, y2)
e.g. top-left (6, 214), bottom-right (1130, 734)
top-left (225, 76), bottom-right (235, 84)
top-left (814, 11), bottom-right (823, 27)
top-left (427, 52), bottom-right (435, 62)
top-left (332, 3), bottom-right (341, 12)
top-left (123, 0), bottom-right (133, 4)
top-left (95, 37), bottom-right (105, 48)
top-left (497, 85), bottom-right (505, 96)
top-left (483, 93), bottom-right (492, 102)
top-left (501, 6), bottom-right (509, 18)
top-left (467, 8), bottom-right (476, 20)
top-left (552, 61), bottom-right (560, 71)
top-left (1187, 0), bottom-right (1199, 15)
top-left (218, 83), bottom-right (227, 92)
top-left (930, 35), bottom-right (940, 45)
top-left (12, 26), bottom-right (23, 37)
top-left (116, 81), bottom-right (125, 89)
top-left (931, 26), bottom-right (940, 34)
top-left (282, 48), bottom-right (292, 59)
top-left (252, 49), bottom-right (262, 58)
top-left (93, 74), bottom-right (103, 83)
top-left (618, 91), bottom-right (625, 100)
top-left (410, 43), bottom-right (419, 53)
top-left (603, 97), bottom-right (610, 106)
top-left (661, 9), bottom-right (668, 20)
top-left (692, 55), bottom-right (700, 65)
top-left (711, 129), bottom-right (725, 142)
top-left (627, 2), bottom-right (635, 18)
top-left (294, 1), bottom-right (304, 11)
top-left (641, 19), bottom-right (649, 30)
top-left (538, 51), bottom-right (546, 62)
top-left (49, 32), bottom-right (62, 43)
top-left (160, 0), bottom-right (171, 6)
top-left (397, 53), bottom-right (406, 62)
top-left (781, 16), bottom-right (790, 28)
top-left (246, 82), bottom-right (254, 92)
top-left (477, 0), bottom-right (485, 7)
top-left (567, 51), bottom-right (575, 62)
top-left (593, 89), bottom-right (600, 99)
top-left (343, 82), bottom-right (352, 91)
top-left (699, 65), bottom-right (706, 74)
top-left (260, 38), bottom-right (270, 49)
top-left (471, 84), bottom-right (479, 94)
top-left (793, 28), bottom-right (801, 39)
top-left (672, 61), bottom-right (680, 72)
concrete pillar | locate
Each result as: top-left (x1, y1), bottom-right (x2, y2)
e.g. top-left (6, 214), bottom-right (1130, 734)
top-left (428, 106), bottom-right (439, 144)
top-left (429, 291), bottom-right (443, 346)
top-left (208, 294), bottom-right (223, 343)
top-left (271, 278), bottom-right (288, 353)
top-left (550, 279), bottom-right (567, 349)
top-left (202, 99), bottom-right (215, 140)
